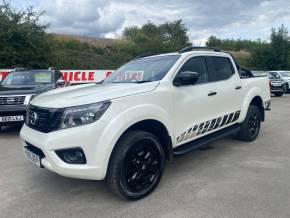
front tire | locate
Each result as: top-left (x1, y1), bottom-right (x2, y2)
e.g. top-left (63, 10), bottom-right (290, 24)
top-left (274, 92), bottom-right (283, 97)
top-left (237, 105), bottom-right (261, 142)
top-left (107, 131), bottom-right (165, 200)
top-left (286, 83), bottom-right (290, 93)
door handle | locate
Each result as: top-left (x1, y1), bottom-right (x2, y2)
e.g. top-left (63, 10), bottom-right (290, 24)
top-left (208, 91), bottom-right (217, 96)
top-left (235, 86), bottom-right (242, 90)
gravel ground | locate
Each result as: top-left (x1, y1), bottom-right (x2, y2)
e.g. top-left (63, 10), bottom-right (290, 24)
top-left (0, 95), bottom-right (290, 218)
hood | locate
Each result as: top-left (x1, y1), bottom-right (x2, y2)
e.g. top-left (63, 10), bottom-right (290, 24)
top-left (31, 82), bottom-right (159, 108)
top-left (0, 84), bottom-right (55, 95)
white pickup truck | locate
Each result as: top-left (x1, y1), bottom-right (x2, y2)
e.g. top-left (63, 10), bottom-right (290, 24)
top-left (20, 47), bottom-right (271, 200)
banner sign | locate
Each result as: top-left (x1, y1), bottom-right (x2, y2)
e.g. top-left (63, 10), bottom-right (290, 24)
top-left (61, 70), bottom-right (113, 83)
top-left (0, 70), bottom-right (11, 81)
top-left (0, 69), bottom-right (114, 83)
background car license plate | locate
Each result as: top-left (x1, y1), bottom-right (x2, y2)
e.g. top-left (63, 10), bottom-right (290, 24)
top-left (0, 115), bottom-right (24, 123)
top-left (24, 148), bottom-right (41, 168)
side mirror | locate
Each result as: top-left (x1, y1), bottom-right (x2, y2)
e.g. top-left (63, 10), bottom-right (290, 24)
top-left (56, 79), bottom-right (66, 87)
top-left (173, 71), bottom-right (199, 86)
top-left (239, 66), bottom-right (253, 78)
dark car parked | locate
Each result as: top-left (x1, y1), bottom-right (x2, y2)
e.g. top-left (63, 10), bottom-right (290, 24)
top-left (0, 69), bottom-right (67, 130)
top-left (268, 72), bottom-right (287, 97)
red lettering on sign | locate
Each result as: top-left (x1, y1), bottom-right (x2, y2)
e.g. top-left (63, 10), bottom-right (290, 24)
top-left (81, 72), bottom-right (86, 81)
top-left (88, 72), bottom-right (94, 81)
top-left (106, 71), bottom-right (112, 77)
top-left (74, 72), bottom-right (81, 81)
top-left (68, 72), bottom-right (74, 81)
top-left (62, 72), bottom-right (68, 81)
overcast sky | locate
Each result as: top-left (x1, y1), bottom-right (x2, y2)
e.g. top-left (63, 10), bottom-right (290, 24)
top-left (11, 0), bottom-right (290, 45)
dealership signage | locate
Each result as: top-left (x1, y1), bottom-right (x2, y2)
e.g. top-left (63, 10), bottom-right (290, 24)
top-left (0, 70), bottom-right (11, 81)
top-left (0, 69), bottom-right (113, 83)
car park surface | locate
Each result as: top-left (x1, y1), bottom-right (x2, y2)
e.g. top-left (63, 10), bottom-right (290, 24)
top-left (0, 95), bottom-right (290, 217)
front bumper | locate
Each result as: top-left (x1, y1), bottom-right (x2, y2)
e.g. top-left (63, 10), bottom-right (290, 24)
top-left (270, 85), bottom-right (284, 93)
top-left (20, 119), bottom-right (121, 180)
top-left (0, 105), bottom-right (27, 126)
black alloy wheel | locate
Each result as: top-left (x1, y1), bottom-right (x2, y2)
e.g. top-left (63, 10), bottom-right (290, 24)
top-left (122, 139), bottom-right (162, 193)
top-left (237, 105), bottom-right (261, 142)
top-left (248, 109), bottom-right (261, 139)
top-left (107, 131), bottom-right (165, 200)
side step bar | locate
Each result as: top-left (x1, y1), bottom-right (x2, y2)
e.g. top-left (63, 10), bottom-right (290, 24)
top-left (173, 124), bottom-right (241, 157)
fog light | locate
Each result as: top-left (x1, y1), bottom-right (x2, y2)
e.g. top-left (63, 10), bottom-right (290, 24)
top-left (55, 148), bottom-right (86, 164)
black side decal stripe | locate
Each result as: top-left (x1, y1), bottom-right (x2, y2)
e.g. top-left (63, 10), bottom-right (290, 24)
top-left (197, 123), bottom-right (205, 135)
top-left (232, 111), bottom-right (241, 123)
top-left (201, 121), bottom-right (211, 134)
top-left (213, 117), bottom-right (222, 130)
top-left (220, 115), bottom-right (228, 127)
top-left (176, 110), bottom-right (242, 144)
top-left (189, 125), bottom-right (198, 138)
top-left (208, 119), bottom-right (217, 132)
top-left (225, 113), bottom-right (234, 125)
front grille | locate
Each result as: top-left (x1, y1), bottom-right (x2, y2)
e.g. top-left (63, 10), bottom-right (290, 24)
top-left (0, 96), bottom-right (26, 105)
top-left (271, 86), bottom-right (282, 90)
top-left (27, 105), bottom-right (63, 133)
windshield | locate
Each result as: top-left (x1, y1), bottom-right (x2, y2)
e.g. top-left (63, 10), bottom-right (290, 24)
top-left (281, 72), bottom-right (290, 77)
top-left (268, 72), bottom-right (281, 79)
top-left (1, 71), bottom-right (53, 86)
top-left (104, 55), bottom-right (180, 84)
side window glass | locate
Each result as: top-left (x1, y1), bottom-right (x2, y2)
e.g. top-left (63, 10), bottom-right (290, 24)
top-left (178, 57), bottom-right (209, 84)
top-left (269, 72), bottom-right (280, 78)
top-left (209, 57), bottom-right (234, 81)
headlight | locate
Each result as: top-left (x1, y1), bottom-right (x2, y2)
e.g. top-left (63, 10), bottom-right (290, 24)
top-left (59, 101), bottom-right (111, 129)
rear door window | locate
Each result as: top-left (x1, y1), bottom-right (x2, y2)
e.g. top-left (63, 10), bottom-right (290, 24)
top-left (207, 56), bottom-right (234, 82)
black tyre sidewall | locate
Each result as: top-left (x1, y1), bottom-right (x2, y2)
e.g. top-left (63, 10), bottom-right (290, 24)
top-left (237, 105), bottom-right (261, 142)
top-left (286, 83), bottom-right (290, 93)
top-left (274, 92), bottom-right (283, 97)
top-left (107, 131), bottom-right (165, 200)
top-left (283, 84), bottom-right (287, 93)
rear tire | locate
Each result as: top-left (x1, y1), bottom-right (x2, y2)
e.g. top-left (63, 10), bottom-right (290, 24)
top-left (237, 105), bottom-right (261, 142)
top-left (106, 130), bottom-right (165, 200)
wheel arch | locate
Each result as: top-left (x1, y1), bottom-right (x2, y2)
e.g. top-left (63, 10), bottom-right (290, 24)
top-left (249, 96), bottom-right (265, 122)
top-left (112, 119), bottom-right (173, 161)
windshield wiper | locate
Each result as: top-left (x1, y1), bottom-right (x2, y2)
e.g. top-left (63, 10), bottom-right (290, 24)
top-left (96, 79), bottom-right (104, 84)
top-left (110, 80), bottom-right (154, 84)
top-left (134, 80), bottom-right (153, 84)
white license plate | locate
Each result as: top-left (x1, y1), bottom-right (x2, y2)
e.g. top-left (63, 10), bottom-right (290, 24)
top-left (0, 115), bottom-right (24, 123)
top-left (271, 83), bottom-right (280, 87)
top-left (24, 148), bottom-right (41, 168)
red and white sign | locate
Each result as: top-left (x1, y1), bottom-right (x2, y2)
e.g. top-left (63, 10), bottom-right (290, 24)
top-left (60, 70), bottom-right (113, 83)
top-left (0, 69), bottom-right (114, 83)
top-left (0, 70), bottom-right (11, 81)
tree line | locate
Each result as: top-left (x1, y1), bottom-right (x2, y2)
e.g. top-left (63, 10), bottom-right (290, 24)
top-left (0, 1), bottom-right (289, 71)
top-left (206, 25), bottom-right (290, 70)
